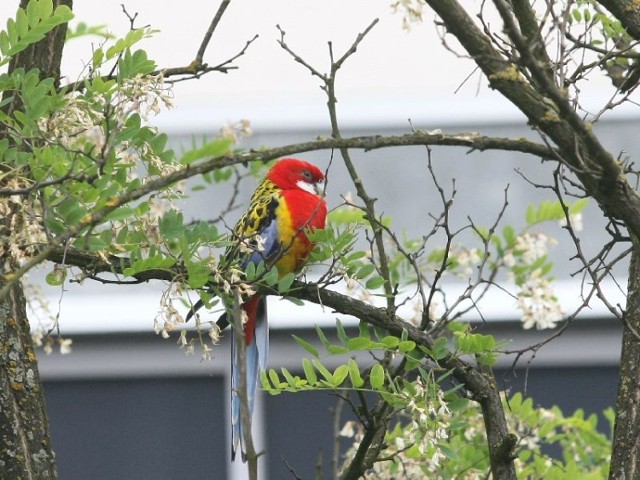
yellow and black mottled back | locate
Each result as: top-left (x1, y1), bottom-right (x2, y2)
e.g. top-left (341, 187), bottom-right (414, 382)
top-left (235, 179), bottom-right (280, 236)
top-left (222, 178), bottom-right (281, 266)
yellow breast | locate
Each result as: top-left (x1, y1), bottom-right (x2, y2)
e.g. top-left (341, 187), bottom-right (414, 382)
top-left (273, 200), bottom-right (310, 275)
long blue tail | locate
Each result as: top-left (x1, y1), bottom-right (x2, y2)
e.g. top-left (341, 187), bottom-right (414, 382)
top-left (231, 296), bottom-right (268, 461)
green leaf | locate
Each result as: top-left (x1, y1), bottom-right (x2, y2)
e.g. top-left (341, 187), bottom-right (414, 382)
top-left (370, 363), bottom-right (385, 389)
top-left (502, 225), bottom-right (516, 248)
top-left (569, 198), bottom-right (588, 214)
top-left (181, 137), bottom-right (233, 165)
top-left (260, 371), bottom-right (274, 392)
top-left (336, 318), bottom-right (349, 345)
top-left (430, 336), bottom-right (450, 360)
top-left (281, 368), bottom-right (298, 389)
top-left (327, 207), bottom-right (367, 225)
top-left (315, 325), bottom-right (332, 350)
top-left (45, 266), bottom-right (66, 286)
top-left (380, 336), bottom-right (400, 349)
top-left (332, 365), bottom-right (349, 387)
top-left (0, 0), bottom-right (73, 67)
top-left (262, 266), bottom-right (279, 286)
top-left (572, 8), bottom-right (582, 22)
top-left (159, 210), bottom-right (184, 239)
top-left (302, 358), bottom-right (318, 385)
top-left (16, 9), bottom-right (28, 38)
top-left (347, 336), bottom-right (373, 351)
top-left (348, 359), bottom-right (364, 388)
top-left (358, 321), bottom-right (371, 339)
top-left (284, 296), bottom-right (305, 306)
top-left (355, 263), bottom-right (375, 279)
top-left (105, 27), bottom-right (146, 59)
top-left (293, 335), bottom-right (319, 358)
top-left (439, 444), bottom-right (460, 461)
top-left (38, 0), bottom-right (53, 20)
top-left (268, 369), bottom-right (285, 389)
top-left (398, 340), bottom-right (416, 353)
top-left (477, 352), bottom-right (497, 366)
top-left (312, 359), bottom-right (334, 384)
top-left (327, 344), bottom-right (350, 355)
top-left (123, 256), bottom-right (176, 276)
top-left (525, 204), bottom-right (536, 225)
top-left (118, 48), bottom-right (156, 79)
top-left (365, 276), bottom-right (385, 290)
top-left (104, 206), bottom-right (135, 222)
top-left (186, 261), bottom-right (211, 289)
top-left (277, 272), bottom-right (296, 293)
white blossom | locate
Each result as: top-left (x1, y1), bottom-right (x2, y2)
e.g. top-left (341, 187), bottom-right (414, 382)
top-left (219, 119), bottom-right (252, 143)
top-left (339, 421), bottom-right (356, 438)
top-left (514, 232), bottom-right (556, 265)
top-left (559, 212), bottom-right (583, 232)
top-left (454, 247), bottom-right (481, 278)
top-left (391, 0), bottom-right (424, 30)
top-left (503, 251), bottom-right (516, 268)
top-left (340, 377), bottom-right (452, 477)
top-left (516, 269), bottom-right (564, 330)
top-left (59, 337), bottom-right (73, 355)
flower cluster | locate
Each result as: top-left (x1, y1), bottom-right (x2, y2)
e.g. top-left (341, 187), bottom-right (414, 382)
top-left (0, 179), bottom-right (47, 268)
top-left (505, 232), bottom-right (563, 330)
top-left (154, 284), bottom-right (186, 339)
top-left (117, 74), bottom-right (174, 120)
top-left (452, 247), bottom-right (482, 278)
top-left (391, 0), bottom-right (425, 30)
top-left (516, 270), bottom-right (564, 330)
top-left (219, 119), bottom-right (252, 144)
top-left (37, 95), bottom-right (104, 150)
top-left (340, 377), bottom-right (451, 477)
top-left (211, 265), bottom-right (256, 305)
top-left (559, 212), bottom-right (583, 232)
top-left (511, 232), bottom-right (557, 266)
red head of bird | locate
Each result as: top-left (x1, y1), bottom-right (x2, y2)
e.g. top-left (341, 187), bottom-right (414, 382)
top-left (266, 158), bottom-right (325, 196)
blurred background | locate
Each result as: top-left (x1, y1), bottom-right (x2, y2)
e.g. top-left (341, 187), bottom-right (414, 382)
top-left (2, 1), bottom-right (633, 478)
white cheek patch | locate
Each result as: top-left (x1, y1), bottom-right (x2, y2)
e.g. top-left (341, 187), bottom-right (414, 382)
top-left (296, 179), bottom-right (318, 195)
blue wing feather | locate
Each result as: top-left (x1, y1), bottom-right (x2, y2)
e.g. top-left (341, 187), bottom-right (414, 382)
top-left (243, 218), bottom-right (282, 269)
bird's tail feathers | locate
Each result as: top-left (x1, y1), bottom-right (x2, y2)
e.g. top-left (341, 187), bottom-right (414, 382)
top-left (231, 296), bottom-right (268, 462)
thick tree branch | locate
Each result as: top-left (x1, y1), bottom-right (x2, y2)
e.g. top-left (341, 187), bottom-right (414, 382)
top-left (0, 132), bottom-right (553, 199)
top-left (426, 0), bottom-right (640, 246)
top-left (597, 0), bottom-right (640, 40)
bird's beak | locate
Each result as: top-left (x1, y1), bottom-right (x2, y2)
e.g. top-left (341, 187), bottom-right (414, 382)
top-left (314, 181), bottom-right (325, 197)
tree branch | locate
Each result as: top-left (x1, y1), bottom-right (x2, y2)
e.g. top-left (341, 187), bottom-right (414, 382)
top-left (46, 242), bottom-right (516, 479)
top-left (195, 0), bottom-right (232, 65)
top-left (425, 0), bottom-right (640, 252)
top-left (597, 0), bottom-right (640, 40)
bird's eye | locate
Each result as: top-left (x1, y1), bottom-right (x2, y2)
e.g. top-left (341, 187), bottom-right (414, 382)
top-left (302, 169), bottom-right (313, 181)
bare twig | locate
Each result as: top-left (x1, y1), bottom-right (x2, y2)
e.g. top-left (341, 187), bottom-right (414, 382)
top-left (196, 0), bottom-right (232, 65)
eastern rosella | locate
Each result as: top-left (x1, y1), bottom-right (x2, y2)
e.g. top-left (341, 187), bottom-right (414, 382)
top-left (187, 158), bottom-right (327, 461)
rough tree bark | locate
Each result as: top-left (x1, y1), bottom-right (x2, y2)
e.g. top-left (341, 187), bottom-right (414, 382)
top-left (578, 2), bottom-right (640, 478)
top-left (610, 243), bottom-right (640, 479)
top-left (0, 1), bottom-right (72, 478)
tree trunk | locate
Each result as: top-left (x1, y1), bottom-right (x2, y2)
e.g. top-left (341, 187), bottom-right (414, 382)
top-left (610, 242), bottom-right (640, 479)
top-left (0, 281), bottom-right (57, 479)
top-left (0, 1), bottom-right (72, 477)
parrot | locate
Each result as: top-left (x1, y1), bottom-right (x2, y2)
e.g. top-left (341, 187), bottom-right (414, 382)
top-left (186, 158), bottom-right (327, 461)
